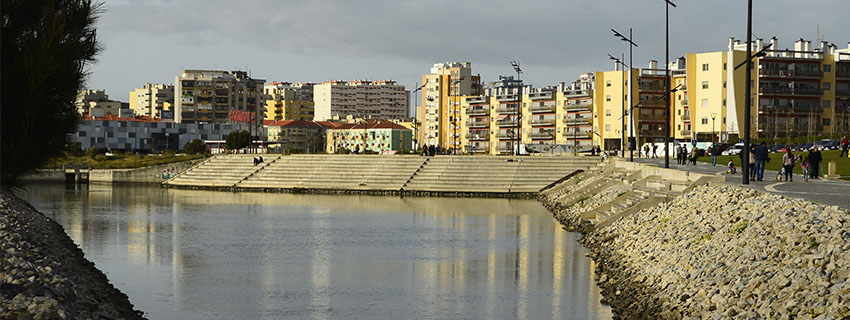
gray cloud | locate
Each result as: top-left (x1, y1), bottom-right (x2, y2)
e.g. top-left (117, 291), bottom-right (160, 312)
top-left (90, 0), bottom-right (849, 101)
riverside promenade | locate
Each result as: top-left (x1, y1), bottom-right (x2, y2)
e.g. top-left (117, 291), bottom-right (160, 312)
top-left (631, 157), bottom-right (850, 210)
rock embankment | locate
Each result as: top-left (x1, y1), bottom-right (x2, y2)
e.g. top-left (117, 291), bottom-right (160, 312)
top-left (1, 190), bottom-right (145, 319)
top-left (582, 185), bottom-right (850, 319)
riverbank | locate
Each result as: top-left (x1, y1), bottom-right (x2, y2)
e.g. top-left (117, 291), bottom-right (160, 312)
top-left (0, 190), bottom-right (145, 319)
top-left (542, 167), bottom-right (850, 318)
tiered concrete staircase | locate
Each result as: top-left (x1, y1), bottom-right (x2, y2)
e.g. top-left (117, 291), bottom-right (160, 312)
top-left (237, 155), bottom-right (425, 191)
top-left (165, 154), bottom-right (280, 188)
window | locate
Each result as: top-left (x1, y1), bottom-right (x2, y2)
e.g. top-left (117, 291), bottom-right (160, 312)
top-left (722, 117), bottom-right (726, 124)
top-left (677, 109), bottom-right (681, 115)
top-left (606, 80), bottom-right (611, 87)
top-left (606, 109), bottom-right (612, 116)
top-left (824, 82), bottom-right (831, 91)
top-left (678, 124), bottom-right (681, 130)
top-left (824, 64), bottom-right (832, 72)
top-left (723, 63), bottom-right (727, 70)
top-left (606, 95), bottom-right (611, 102)
top-left (605, 124), bottom-right (611, 131)
top-left (723, 81), bottom-right (727, 88)
top-left (702, 99), bottom-right (709, 107)
top-left (823, 100), bottom-right (831, 108)
top-left (723, 99), bottom-right (727, 106)
top-left (702, 81), bottom-right (709, 89)
top-left (823, 118), bottom-right (831, 126)
top-left (701, 117), bottom-right (709, 125)
top-left (702, 63), bottom-right (709, 71)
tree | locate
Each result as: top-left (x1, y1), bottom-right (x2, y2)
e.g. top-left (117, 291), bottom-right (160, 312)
top-left (183, 139), bottom-right (205, 154)
top-left (1, 0), bottom-right (102, 185)
top-left (225, 130), bottom-right (250, 151)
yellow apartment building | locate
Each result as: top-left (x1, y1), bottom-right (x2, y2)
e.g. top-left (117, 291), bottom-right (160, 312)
top-left (263, 82), bottom-right (315, 121)
top-left (129, 83), bottom-right (175, 119)
top-left (419, 62), bottom-right (483, 152)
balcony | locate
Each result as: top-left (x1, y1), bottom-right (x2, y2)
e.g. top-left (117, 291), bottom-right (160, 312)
top-left (564, 131), bottom-right (593, 138)
top-left (530, 105), bottom-right (555, 113)
top-left (466, 119), bottom-right (489, 128)
top-left (836, 71), bottom-right (850, 80)
top-left (497, 118), bottom-right (519, 127)
top-left (639, 83), bottom-right (666, 92)
top-left (758, 69), bottom-right (824, 79)
top-left (530, 119), bottom-right (555, 126)
top-left (466, 106), bottom-right (488, 116)
top-left (680, 130), bottom-right (692, 136)
top-left (564, 102), bottom-right (592, 112)
top-left (496, 132), bottom-right (514, 139)
top-left (466, 131), bottom-right (489, 140)
top-left (564, 118), bottom-right (592, 126)
top-left (640, 98), bottom-right (665, 107)
top-left (530, 131), bottom-right (555, 139)
top-left (836, 89), bottom-right (850, 97)
top-left (564, 89), bottom-right (592, 98)
top-left (496, 106), bottom-right (519, 114)
top-left (529, 91), bottom-right (554, 100)
top-left (465, 96), bottom-right (488, 104)
top-left (680, 114), bottom-right (691, 122)
top-left (466, 145), bottom-right (489, 153)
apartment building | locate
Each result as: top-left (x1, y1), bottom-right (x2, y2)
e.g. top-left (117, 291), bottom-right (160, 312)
top-left (263, 82), bottom-right (315, 121)
top-left (419, 62), bottom-right (483, 151)
top-left (264, 119), bottom-right (334, 153)
top-left (174, 70), bottom-right (265, 124)
top-left (129, 83), bottom-right (175, 119)
top-left (313, 80), bottom-right (409, 121)
top-left (326, 120), bottom-right (413, 154)
top-left (75, 89), bottom-right (127, 117)
top-left (73, 115), bottom-right (245, 152)
top-left (458, 75), bottom-right (596, 155)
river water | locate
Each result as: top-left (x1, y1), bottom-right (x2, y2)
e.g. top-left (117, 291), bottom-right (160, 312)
top-left (22, 183), bottom-right (612, 320)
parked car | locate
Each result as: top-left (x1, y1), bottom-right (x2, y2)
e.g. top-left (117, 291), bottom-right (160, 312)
top-left (769, 144), bottom-right (786, 153)
top-left (798, 142), bottom-right (813, 151)
top-left (813, 139), bottom-right (835, 150)
top-left (721, 143), bottom-right (744, 155)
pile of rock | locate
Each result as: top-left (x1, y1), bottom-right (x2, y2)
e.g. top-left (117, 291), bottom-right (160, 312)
top-left (1, 191), bottom-right (144, 319)
top-left (583, 184), bottom-right (850, 319)
top-left (552, 183), bottom-right (630, 229)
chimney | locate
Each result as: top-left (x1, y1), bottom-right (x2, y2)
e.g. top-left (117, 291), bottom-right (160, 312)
top-left (649, 60), bottom-right (658, 70)
top-left (728, 37), bottom-right (736, 51)
top-left (770, 36), bottom-right (778, 51)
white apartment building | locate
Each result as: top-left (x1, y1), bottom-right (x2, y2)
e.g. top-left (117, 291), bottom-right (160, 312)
top-left (75, 89), bottom-right (124, 116)
top-left (129, 83), bottom-right (175, 119)
top-left (174, 70), bottom-right (265, 124)
top-left (313, 80), bottom-right (409, 121)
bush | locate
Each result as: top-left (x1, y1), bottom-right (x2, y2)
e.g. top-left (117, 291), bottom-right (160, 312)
top-left (183, 139), bottom-right (204, 154)
top-left (225, 130), bottom-right (250, 150)
top-left (86, 147), bottom-right (104, 159)
top-left (93, 154), bottom-right (106, 161)
top-left (162, 149), bottom-right (175, 157)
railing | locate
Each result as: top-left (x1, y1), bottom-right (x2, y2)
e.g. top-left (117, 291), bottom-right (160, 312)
top-left (530, 131), bottom-right (555, 139)
top-left (496, 132), bottom-right (514, 139)
top-left (564, 131), bottom-right (593, 138)
top-left (639, 83), bottom-right (666, 91)
top-left (466, 107), bottom-right (488, 116)
top-left (564, 118), bottom-right (592, 125)
top-left (836, 71), bottom-right (850, 79)
top-left (466, 145), bottom-right (488, 153)
top-left (466, 120), bottom-right (489, 128)
top-left (496, 107), bottom-right (519, 114)
top-left (759, 70), bottom-right (824, 78)
top-left (530, 105), bottom-right (555, 113)
top-left (496, 119), bottom-right (518, 127)
top-left (466, 131), bottom-right (489, 140)
top-left (836, 89), bottom-right (850, 97)
top-left (640, 98), bottom-right (665, 106)
top-left (564, 102), bottom-right (592, 112)
top-left (530, 119), bottom-right (556, 126)
top-left (680, 130), bottom-right (692, 136)
top-left (680, 114), bottom-right (691, 122)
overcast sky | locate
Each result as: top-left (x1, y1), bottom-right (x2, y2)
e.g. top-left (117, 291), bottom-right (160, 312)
top-left (88, 0), bottom-right (849, 105)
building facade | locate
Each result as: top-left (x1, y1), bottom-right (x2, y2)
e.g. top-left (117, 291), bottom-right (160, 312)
top-left (174, 70), bottom-right (265, 124)
top-left (263, 82), bottom-right (315, 121)
top-left (313, 80), bottom-right (409, 121)
top-left (129, 83), bottom-right (175, 119)
top-left (76, 89), bottom-right (126, 116)
top-left (264, 119), bottom-right (334, 153)
top-left (72, 115), bottom-right (246, 152)
top-left (419, 62), bottom-right (484, 152)
top-left (326, 120), bottom-right (413, 154)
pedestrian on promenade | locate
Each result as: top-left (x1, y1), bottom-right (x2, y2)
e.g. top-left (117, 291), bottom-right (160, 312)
top-left (801, 159), bottom-right (810, 182)
top-left (807, 147), bottom-right (822, 179)
top-left (840, 135), bottom-right (849, 158)
top-left (710, 144), bottom-right (719, 166)
top-left (754, 142), bottom-right (769, 181)
top-left (748, 145), bottom-right (757, 181)
top-left (652, 144), bottom-right (658, 158)
top-left (782, 149), bottom-right (795, 182)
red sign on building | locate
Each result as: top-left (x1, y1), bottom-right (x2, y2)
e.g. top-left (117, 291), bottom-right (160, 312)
top-left (229, 110), bottom-right (256, 123)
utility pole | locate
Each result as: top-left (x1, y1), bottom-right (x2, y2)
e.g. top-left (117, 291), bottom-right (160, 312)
top-left (664, 0), bottom-right (676, 168)
top-left (613, 28), bottom-right (638, 161)
top-left (511, 61), bottom-right (523, 156)
top-left (742, 0), bottom-right (753, 184)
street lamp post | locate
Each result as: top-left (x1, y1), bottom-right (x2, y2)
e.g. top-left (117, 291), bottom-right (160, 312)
top-left (704, 113), bottom-right (717, 145)
top-left (663, 0), bottom-right (676, 168)
top-left (511, 61), bottom-right (523, 156)
top-left (608, 54), bottom-right (628, 157)
top-left (613, 28), bottom-right (638, 162)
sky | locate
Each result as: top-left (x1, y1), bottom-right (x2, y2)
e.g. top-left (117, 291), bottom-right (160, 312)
top-left (88, 0), bottom-right (849, 107)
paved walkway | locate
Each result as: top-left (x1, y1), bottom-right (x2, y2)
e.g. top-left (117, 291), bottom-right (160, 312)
top-left (623, 156), bottom-right (850, 210)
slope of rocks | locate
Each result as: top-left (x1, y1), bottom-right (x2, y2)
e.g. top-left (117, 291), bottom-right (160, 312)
top-left (583, 185), bottom-right (850, 319)
top-left (1, 190), bottom-right (145, 319)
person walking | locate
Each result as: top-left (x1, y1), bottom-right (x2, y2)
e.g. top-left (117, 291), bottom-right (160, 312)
top-left (710, 144), bottom-right (719, 166)
top-left (754, 142), bottom-right (769, 181)
top-left (801, 158), bottom-right (810, 182)
top-left (782, 149), bottom-right (795, 182)
top-left (652, 144), bottom-right (658, 158)
top-left (808, 147), bottom-right (822, 179)
top-left (840, 135), bottom-right (849, 158)
top-left (748, 145), bottom-right (757, 181)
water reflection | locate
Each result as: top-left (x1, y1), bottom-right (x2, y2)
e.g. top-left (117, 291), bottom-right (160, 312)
top-left (23, 184), bottom-right (612, 320)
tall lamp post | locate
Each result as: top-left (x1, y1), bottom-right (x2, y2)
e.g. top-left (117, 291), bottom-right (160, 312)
top-left (613, 28), bottom-right (638, 161)
top-left (662, 0), bottom-right (676, 168)
top-left (704, 113), bottom-right (717, 145)
top-left (510, 61), bottom-right (523, 156)
top-left (608, 54), bottom-right (628, 157)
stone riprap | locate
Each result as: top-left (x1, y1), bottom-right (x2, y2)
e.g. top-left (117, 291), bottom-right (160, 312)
top-left (581, 185), bottom-right (850, 319)
top-left (0, 191), bottom-right (145, 319)
top-left (553, 182), bottom-right (631, 229)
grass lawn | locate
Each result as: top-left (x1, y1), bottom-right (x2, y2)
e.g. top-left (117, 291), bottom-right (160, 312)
top-left (699, 149), bottom-right (850, 179)
top-left (48, 153), bottom-right (209, 169)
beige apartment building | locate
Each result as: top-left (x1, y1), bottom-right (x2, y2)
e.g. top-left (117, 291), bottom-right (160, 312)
top-left (419, 62), bottom-right (483, 151)
top-left (458, 75), bottom-right (595, 155)
top-left (75, 89), bottom-right (128, 117)
top-left (313, 80), bottom-right (409, 121)
top-left (263, 82), bottom-right (315, 121)
top-left (129, 83), bottom-right (175, 119)
top-left (174, 70), bottom-right (265, 124)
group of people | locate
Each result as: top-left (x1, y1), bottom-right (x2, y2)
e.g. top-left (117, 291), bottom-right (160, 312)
top-left (641, 144), bottom-right (660, 159)
top-left (252, 156), bottom-right (264, 166)
top-left (727, 142), bottom-right (824, 182)
top-left (420, 145), bottom-right (440, 156)
top-left (675, 144), bottom-right (699, 165)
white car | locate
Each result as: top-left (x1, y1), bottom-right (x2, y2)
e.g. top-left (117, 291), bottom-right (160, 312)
top-left (721, 143), bottom-right (744, 156)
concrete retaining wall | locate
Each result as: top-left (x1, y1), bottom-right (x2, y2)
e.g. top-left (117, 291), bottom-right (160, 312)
top-left (21, 159), bottom-right (203, 184)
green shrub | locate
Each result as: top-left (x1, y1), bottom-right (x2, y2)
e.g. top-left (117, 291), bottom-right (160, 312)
top-left (183, 139), bottom-right (205, 154)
